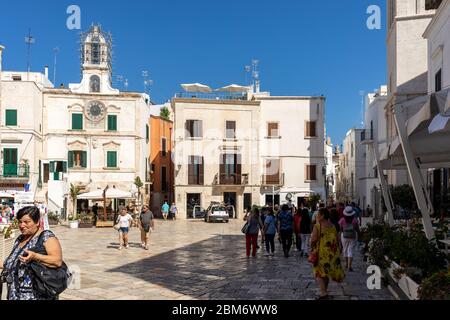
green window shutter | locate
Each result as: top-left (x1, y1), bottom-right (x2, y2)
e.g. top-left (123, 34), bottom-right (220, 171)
top-left (5, 110), bottom-right (18, 126)
top-left (108, 115), bottom-right (117, 131)
top-left (68, 151), bottom-right (74, 168)
top-left (49, 161), bottom-right (55, 173)
top-left (54, 172), bottom-right (60, 181)
top-left (72, 114), bottom-right (83, 130)
top-left (62, 161), bottom-right (68, 173)
top-left (82, 151), bottom-right (87, 168)
top-left (107, 151), bottom-right (117, 168)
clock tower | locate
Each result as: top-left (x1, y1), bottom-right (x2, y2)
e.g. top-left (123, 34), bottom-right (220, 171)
top-left (69, 25), bottom-right (119, 95)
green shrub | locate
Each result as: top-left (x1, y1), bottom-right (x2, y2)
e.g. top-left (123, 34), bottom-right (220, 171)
top-left (418, 271), bottom-right (450, 300)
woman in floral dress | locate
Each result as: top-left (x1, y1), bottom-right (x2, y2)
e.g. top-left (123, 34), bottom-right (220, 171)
top-left (310, 208), bottom-right (345, 299)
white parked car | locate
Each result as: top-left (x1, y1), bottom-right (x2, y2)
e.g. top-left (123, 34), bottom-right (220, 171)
top-left (204, 203), bottom-right (230, 223)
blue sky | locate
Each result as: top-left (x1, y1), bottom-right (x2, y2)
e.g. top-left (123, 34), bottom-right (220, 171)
top-left (0, 0), bottom-right (387, 146)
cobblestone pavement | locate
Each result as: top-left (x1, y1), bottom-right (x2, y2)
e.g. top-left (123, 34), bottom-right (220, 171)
top-left (55, 219), bottom-right (394, 300)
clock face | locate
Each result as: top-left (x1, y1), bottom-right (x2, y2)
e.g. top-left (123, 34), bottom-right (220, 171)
top-left (85, 101), bottom-right (106, 122)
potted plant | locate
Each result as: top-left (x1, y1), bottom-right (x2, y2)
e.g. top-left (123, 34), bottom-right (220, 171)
top-left (418, 270), bottom-right (450, 300)
top-left (69, 183), bottom-right (81, 229)
top-left (47, 211), bottom-right (60, 226)
top-left (78, 213), bottom-right (94, 228)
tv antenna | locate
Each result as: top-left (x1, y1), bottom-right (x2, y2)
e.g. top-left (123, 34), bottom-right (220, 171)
top-left (25, 28), bottom-right (35, 79)
top-left (251, 59), bottom-right (260, 93)
top-left (53, 47), bottom-right (59, 85)
top-left (244, 65), bottom-right (251, 86)
top-left (142, 70), bottom-right (153, 95)
top-left (359, 90), bottom-right (365, 128)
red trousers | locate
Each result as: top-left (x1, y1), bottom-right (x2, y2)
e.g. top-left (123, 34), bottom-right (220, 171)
top-left (246, 234), bottom-right (258, 257)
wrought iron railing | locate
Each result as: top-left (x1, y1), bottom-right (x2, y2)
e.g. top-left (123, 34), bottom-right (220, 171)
top-left (175, 92), bottom-right (248, 101)
top-left (1, 164), bottom-right (30, 178)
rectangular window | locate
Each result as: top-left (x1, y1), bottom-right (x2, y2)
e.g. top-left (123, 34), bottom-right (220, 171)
top-left (108, 115), bottom-right (117, 131)
top-left (306, 165), bottom-right (317, 181)
top-left (267, 122), bottom-right (279, 137)
top-left (68, 151), bottom-right (87, 168)
top-left (3, 148), bottom-right (18, 176)
top-left (72, 113), bottom-right (83, 130)
top-left (5, 110), bottom-right (17, 126)
top-left (107, 151), bottom-right (118, 168)
top-left (146, 125), bottom-right (149, 143)
top-left (435, 69), bottom-right (442, 92)
top-left (305, 121), bottom-right (317, 138)
top-left (186, 120), bottom-right (203, 138)
top-left (188, 156), bottom-right (204, 185)
top-left (351, 143), bottom-right (354, 158)
top-left (161, 166), bottom-right (168, 192)
top-left (264, 159), bottom-right (280, 185)
top-left (43, 163), bottom-right (50, 183)
top-left (226, 121), bottom-right (236, 139)
top-left (162, 137), bottom-right (167, 157)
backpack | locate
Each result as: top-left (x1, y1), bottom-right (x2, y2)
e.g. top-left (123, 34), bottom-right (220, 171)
top-left (343, 221), bottom-right (356, 239)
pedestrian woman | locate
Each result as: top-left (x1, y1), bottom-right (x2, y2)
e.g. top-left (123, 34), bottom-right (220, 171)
top-left (1, 206), bottom-right (63, 300)
top-left (339, 206), bottom-right (360, 272)
top-left (310, 208), bottom-right (345, 300)
top-left (243, 208), bottom-right (264, 258)
top-left (170, 203), bottom-right (178, 221)
top-left (116, 208), bottom-right (133, 250)
top-left (263, 209), bottom-right (277, 257)
top-left (299, 207), bottom-right (312, 258)
top-left (294, 207), bottom-right (302, 253)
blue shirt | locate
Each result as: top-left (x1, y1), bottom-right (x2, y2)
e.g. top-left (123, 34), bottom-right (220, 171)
top-left (278, 211), bottom-right (294, 231)
top-left (162, 204), bottom-right (170, 212)
top-left (264, 215), bottom-right (277, 235)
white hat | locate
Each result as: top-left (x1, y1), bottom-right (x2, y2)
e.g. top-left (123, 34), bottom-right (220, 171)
top-left (344, 206), bottom-right (356, 217)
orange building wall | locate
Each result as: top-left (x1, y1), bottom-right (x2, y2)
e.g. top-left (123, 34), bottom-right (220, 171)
top-left (150, 116), bottom-right (173, 216)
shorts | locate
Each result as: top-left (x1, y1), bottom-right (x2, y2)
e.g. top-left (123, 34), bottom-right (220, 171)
top-left (119, 227), bottom-right (129, 234)
top-left (142, 224), bottom-right (151, 233)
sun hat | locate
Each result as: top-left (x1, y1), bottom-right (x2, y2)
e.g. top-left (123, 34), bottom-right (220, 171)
top-left (344, 206), bottom-right (356, 217)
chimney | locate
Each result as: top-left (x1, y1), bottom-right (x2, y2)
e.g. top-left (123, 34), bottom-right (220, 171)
top-left (44, 66), bottom-right (49, 79)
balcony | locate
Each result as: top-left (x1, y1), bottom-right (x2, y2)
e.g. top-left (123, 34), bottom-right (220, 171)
top-left (213, 173), bottom-right (249, 186)
top-left (360, 129), bottom-right (374, 145)
top-left (1, 164), bottom-right (30, 179)
top-left (261, 173), bottom-right (285, 186)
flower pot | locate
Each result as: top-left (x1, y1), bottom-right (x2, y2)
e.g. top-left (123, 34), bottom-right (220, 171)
top-left (69, 221), bottom-right (79, 229)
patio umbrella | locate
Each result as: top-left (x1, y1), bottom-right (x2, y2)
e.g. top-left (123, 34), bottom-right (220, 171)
top-left (78, 188), bottom-right (133, 200)
top-left (216, 84), bottom-right (250, 92)
top-left (181, 83), bottom-right (212, 93)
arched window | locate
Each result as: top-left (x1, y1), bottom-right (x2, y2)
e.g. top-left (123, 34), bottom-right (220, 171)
top-left (90, 75), bottom-right (100, 93)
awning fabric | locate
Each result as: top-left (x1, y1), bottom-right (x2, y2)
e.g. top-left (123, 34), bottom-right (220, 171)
top-left (78, 188), bottom-right (133, 200)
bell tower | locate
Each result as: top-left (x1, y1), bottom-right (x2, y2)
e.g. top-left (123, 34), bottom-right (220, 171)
top-left (71, 24), bottom-right (118, 94)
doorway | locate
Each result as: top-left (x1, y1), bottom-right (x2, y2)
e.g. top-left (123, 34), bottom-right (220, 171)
top-left (187, 193), bottom-right (201, 219)
top-left (244, 193), bottom-right (252, 213)
top-left (224, 192), bottom-right (237, 218)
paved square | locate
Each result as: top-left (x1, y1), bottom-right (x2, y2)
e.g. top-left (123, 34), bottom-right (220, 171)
top-left (55, 220), bottom-right (393, 300)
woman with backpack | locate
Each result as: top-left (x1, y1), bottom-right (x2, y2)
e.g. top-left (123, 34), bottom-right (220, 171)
top-left (263, 209), bottom-right (277, 257)
top-left (243, 207), bottom-right (264, 258)
top-left (339, 206), bottom-right (360, 272)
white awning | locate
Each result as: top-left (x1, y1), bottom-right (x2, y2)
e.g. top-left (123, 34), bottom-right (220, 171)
top-left (216, 84), bottom-right (250, 92)
top-left (78, 188), bottom-right (133, 200)
top-left (180, 83), bottom-right (212, 93)
top-left (0, 191), bottom-right (14, 198)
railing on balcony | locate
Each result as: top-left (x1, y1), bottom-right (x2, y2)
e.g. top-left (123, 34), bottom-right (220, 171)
top-left (213, 173), bottom-right (249, 186)
top-left (261, 173), bottom-right (285, 186)
top-left (360, 129), bottom-right (374, 142)
top-left (1, 164), bottom-right (30, 179)
top-left (175, 92), bottom-right (248, 101)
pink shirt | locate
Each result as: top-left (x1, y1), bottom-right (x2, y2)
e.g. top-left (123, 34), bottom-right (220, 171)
top-left (338, 217), bottom-right (358, 230)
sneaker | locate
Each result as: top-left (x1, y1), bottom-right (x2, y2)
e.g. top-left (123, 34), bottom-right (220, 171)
top-left (125, 245), bottom-right (130, 249)
top-left (145, 245), bottom-right (149, 251)
top-left (141, 243), bottom-right (145, 248)
top-left (118, 246), bottom-right (123, 250)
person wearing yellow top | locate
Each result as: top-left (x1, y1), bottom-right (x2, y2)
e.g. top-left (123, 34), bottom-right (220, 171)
top-left (310, 208), bottom-right (345, 300)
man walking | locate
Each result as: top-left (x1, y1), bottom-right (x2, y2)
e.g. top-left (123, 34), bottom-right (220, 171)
top-left (162, 201), bottom-right (170, 220)
top-left (140, 205), bottom-right (155, 250)
top-left (277, 204), bottom-right (295, 258)
top-left (170, 203), bottom-right (178, 221)
top-left (92, 203), bottom-right (99, 226)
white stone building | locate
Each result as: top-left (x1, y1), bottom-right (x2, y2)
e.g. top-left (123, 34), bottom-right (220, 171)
top-left (1, 26), bottom-right (151, 216)
top-left (172, 89), bottom-right (326, 219)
